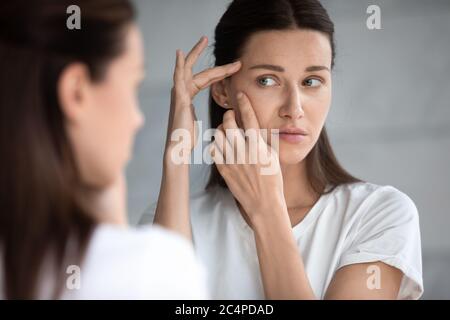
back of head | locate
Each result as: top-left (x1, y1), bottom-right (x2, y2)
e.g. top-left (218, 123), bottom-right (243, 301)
top-left (0, 0), bottom-right (134, 299)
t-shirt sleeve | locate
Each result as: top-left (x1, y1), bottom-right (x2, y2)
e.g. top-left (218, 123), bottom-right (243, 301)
top-left (337, 186), bottom-right (423, 300)
top-left (139, 201), bottom-right (157, 225)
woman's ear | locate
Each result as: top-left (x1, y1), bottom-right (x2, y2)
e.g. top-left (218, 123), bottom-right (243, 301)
top-left (211, 79), bottom-right (232, 110)
top-left (58, 63), bottom-right (91, 124)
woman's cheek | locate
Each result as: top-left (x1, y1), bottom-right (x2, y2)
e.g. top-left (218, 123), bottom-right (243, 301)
top-left (98, 92), bottom-right (131, 173)
top-left (114, 99), bottom-right (136, 165)
top-left (246, 88), bottom-right (280, 125)
top-left (229, 79), bottom-right (279, 128)
top-left (308, 106), bottom-right (329, 142)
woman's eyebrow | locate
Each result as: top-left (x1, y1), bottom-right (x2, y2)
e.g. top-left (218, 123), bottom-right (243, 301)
top-left (249, 64), bottom-right (330, 72)
top-left (305, 65), bottom-right (330, 72)
top-left (249, 64), bottom-right (285, 72)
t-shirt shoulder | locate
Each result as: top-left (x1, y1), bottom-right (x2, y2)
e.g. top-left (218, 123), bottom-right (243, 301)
top-left (337, 181), bottom-right (414, 202)
top-left (331, 181), bottom-right (419, 222)
top-left (333, 182), bottom-right (423, 299)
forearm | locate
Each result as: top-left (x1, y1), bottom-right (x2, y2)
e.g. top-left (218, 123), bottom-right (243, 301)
top-left (252, 204), bottom-right (316, 300)
top-left (153, 148), bottom-right (191, 240)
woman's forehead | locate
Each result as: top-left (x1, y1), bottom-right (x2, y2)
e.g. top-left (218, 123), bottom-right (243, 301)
top-left (240, 29), bottom-right (332, 69)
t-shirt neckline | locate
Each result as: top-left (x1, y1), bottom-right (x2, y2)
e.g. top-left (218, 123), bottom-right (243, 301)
top-left (219, 184), bottom-right (333, 237)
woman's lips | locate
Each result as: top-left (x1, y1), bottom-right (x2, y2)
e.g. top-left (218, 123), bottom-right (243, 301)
top-left (277, 132), bottom-right (306, 143)
top-left (272, 127), bottom-right (308, 143)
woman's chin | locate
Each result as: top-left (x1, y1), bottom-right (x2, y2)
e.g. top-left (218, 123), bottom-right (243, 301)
top-left (278, 152), bottom-right (307, 166)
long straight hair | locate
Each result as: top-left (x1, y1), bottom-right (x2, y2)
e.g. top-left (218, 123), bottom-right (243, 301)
top-left (0, 0), bottom-right (134, 299)
top-left (207, 0), bottom-right (363, 194)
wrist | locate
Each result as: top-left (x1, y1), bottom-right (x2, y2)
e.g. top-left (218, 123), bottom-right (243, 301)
top-left (251, 209), bottom-right (293, 247)
top-left (249, 197), bottom-right (290, 231)
top-left (249, 191), bottom-right (286, 216)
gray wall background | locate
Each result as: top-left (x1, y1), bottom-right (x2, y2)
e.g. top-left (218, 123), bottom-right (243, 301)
top-left (126, 0), bottom-right (450, 299)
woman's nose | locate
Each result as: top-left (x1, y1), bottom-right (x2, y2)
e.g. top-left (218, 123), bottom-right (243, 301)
top-left (279, 87), bottom-right (305, 119)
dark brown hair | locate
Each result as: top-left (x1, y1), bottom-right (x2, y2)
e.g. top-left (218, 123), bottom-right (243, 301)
top-left (207, 0), bottom-right (363, 194)
top-left (0, 0), bottom-right (134, 299)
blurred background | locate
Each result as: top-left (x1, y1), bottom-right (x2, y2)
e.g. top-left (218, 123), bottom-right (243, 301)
top-left (127, 0), bottom-right (450, 299)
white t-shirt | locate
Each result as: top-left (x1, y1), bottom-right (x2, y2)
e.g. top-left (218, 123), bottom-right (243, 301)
top-left (1, 224), bottom-right (208, 299)
top-left (140, 181), bottom-right (423, 300)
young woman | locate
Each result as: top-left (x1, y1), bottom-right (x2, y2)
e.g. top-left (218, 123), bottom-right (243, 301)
top-left (0, 0), bottom-right (239, 299)
top-left (142, 0), bottom-right (423, 299)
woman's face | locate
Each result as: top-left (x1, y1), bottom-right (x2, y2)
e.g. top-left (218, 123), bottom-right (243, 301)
top-left (222, 29), bottom-right (332, 165)
top-left (64, 24), bottom-right (145, 188)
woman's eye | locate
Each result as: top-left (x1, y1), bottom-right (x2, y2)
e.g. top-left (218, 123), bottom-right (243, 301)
top-left (303, 78), bottom-right (322, 87)
top-left (257, 76), bottom-right (277, 87)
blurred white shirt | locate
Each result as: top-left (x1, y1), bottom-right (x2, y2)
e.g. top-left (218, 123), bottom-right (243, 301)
top-left (1, 224), bottom-right (209, 299)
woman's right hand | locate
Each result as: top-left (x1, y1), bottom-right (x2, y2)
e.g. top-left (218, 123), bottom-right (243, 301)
top-left (165, 36), bottom-right (241, 163)
top-left (154, 37), bottom-right (240, 239)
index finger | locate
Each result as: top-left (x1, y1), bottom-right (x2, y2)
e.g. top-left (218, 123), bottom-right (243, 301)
top-left (185, 36), bottom-right (208, 70)
top-left (193, 62), bottom-right (241, 90)
top-left (235, 92), bottom-right (260, 131)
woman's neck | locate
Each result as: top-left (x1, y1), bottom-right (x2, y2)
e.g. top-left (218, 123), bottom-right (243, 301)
top-left (80, 183), bottom-right (128, 227)
top-left (280, 161), bottom-right (319, 210)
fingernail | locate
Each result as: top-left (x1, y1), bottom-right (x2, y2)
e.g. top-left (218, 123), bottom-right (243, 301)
top-left (237, 92), bottom-right (243, 99)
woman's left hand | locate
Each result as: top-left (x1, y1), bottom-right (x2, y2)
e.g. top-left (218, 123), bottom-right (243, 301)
top-left (210, 92), bottom-right (287, 225)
